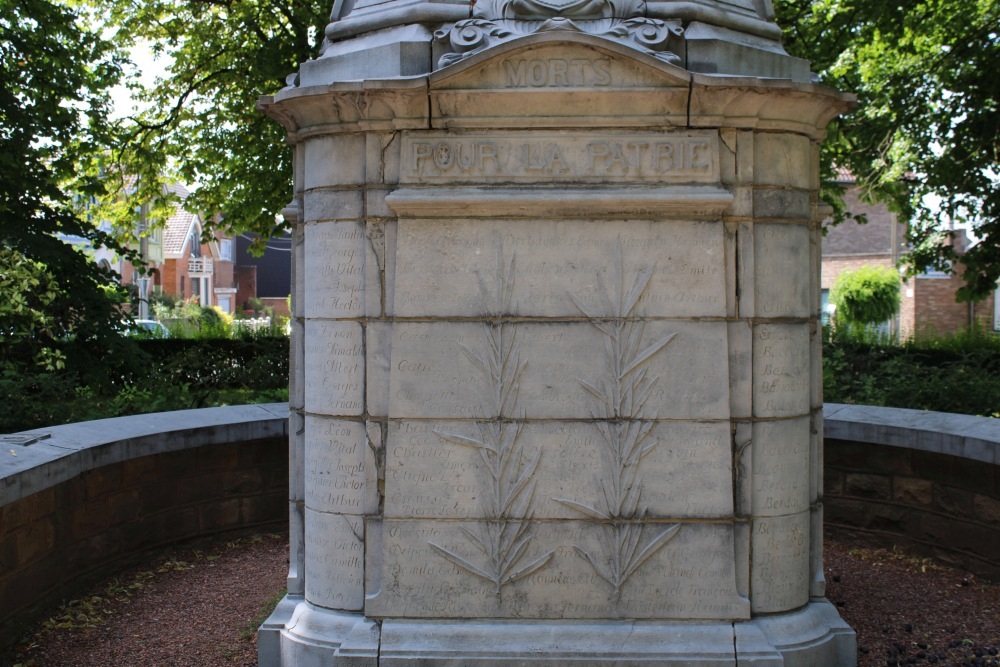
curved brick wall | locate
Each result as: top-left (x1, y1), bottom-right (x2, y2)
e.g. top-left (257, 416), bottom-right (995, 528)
top-left (1, 402), bottom-right (996, 653)
top-left (823, 404), bottom-right (1000, 579)
top-left (0, 404), bottom-right (289, 652)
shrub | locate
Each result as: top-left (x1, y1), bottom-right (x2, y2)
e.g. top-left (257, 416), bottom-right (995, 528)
top-left (823, 328), bottom-right (1000, 417)
top-left (0, 337), bottom-right (290, 432)
top-left (830, 265), bottom-right (901, 327)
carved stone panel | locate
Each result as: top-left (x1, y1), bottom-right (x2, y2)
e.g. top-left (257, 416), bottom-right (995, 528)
top-left (305, 508), bottom-right (366, 611)
top-left (392, 218), bottom-right (727, 318)
top-left (752, 322), bottom-right (809, 418)
top-left (429, 38), bottom-right (692, 127)
top-left (304, 221), bottom-right (367, 319)
top-left (305, 416), bottom-right (379, 514)
top-left (754, 222), bottom-right (810, 318)
top-left (366, 519), bottom-right (749, 620)
top-left (304, 320), bottom-right (365, 416)
top-left (751, 417), bottom-right (810, 517)
top-left (431, 39), bottom-right (690, 91)
top-left (387, 320), bottom-right (731, 420)
top-left (385, 420), bottom-right (734, 520)
top-left (750, 511), bottom-right (810, 613)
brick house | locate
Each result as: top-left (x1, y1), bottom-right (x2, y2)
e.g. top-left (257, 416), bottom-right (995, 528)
top-left (821, 173), bottom-right (998, 337)
top-left (155, 187), bottom-right (239, 314)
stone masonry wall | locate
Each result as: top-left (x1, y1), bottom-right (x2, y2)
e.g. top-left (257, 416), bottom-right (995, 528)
top-left (0, 437), bottom-right (288, 651)
top-left (825, 438), bottom-right (1000, 579)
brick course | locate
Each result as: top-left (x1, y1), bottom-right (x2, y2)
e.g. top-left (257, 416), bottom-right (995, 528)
top-left (825, 438), bottom-right (1000, 578)
top-left (0, 437), bottom-right (287, 652)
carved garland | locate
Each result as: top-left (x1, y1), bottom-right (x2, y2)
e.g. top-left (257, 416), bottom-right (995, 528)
top-left (556, 243), bottom-right (681, 604)
top-left (435, 0), bottom-right (684, 68)
top-left (429, 248), bottom-right (554, 599)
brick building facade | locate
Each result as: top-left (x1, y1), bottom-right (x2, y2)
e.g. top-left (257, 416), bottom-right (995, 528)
top-left (821, 178), bottom-right (997, 337)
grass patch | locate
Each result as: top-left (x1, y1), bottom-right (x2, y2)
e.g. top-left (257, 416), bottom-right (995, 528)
top-left (238, 588), bottom-right (287, 642)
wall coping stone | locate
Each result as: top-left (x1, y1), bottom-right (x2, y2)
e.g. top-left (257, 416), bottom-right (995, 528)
top-left (824, 403), bottom-right (1000, 465)
top-left (2, 402), bottom-right (994, 509)
top-left (1, 403), bottom-right (289, 507)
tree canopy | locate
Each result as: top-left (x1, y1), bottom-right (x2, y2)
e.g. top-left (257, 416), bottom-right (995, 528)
top-left (0, 0), bottom-right (140, 371)
top-left (96, 0), bottom-right (329, 252)
top-left (78, 0), bottom-right (1000, 297)
top-left (776, 0), bottom-right (1000, 301)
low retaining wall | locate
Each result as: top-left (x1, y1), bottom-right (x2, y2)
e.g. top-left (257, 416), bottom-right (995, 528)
top-left (824, 403), bottom-right (1000, 578)
top-left (0, 404), bottom-right (289, 652)
top-left (1, 402), bottom-right (997, 653)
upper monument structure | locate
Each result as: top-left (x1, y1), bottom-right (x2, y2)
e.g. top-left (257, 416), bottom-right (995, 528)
top-left (259, 0), bottom-right (855, 663)
top-left (297, 0), bottom-right (809, 85)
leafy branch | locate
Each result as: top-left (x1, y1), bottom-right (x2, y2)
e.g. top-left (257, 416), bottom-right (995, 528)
top-left (429, 247), bottom-right (553, 597)
top-left (557, 242), bottom-right (680, 604)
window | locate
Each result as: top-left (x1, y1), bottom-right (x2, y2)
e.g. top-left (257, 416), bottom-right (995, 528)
top-left (218, 295), bottom-right (232, 313)
top-left (994, 285), bottom-right (1000, 332)
top-left (190, 229), bottom-right (201, 257)
top-left (220, 239), bottom-right (233, 262)
top-left (820, 289), bottom-right (835, 325)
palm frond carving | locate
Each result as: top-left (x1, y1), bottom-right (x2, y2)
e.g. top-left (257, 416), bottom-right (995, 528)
top-left (557, 242), bottom-right (681, 604)
top-left (429, 247), bottom-right (553, 597)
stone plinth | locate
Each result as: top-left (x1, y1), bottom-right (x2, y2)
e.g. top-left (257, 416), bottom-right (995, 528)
top-left (260, 23), bottom-right (855, 666)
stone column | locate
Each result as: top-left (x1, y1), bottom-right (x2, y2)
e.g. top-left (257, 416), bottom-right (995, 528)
top-left (259, 8), bottom-right (857, 665)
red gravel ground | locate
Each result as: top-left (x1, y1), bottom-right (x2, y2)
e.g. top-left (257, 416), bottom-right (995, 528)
top-left (825, 538), bottom-right (1000, 667)
top-left (5, 533), bottom-right (288, 667)
top-left (4, 532), bottom-right (999, 666)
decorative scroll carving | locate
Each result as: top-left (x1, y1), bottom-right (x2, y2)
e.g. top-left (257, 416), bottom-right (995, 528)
top-left (430, 249), bottom-right (554, 597)
top-left (556, 243), bottom-right (681, 604)
top-left (435, 0), bottom-right (684, 69)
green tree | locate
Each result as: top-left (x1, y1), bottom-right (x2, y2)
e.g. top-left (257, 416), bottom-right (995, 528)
top-left (99, 0), bottom-right (998, 291)
top-left (776, 0), bottom-right (1000, 301)
top-left (96, 0), bottom-right (329, 251)
top-left (0, 0), bottom-right (139, 371)
top-left (830, 265), bottom-right (901, 327)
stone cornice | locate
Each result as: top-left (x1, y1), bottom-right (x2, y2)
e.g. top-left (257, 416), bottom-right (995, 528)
top-left (260, 33), bottom-right (853, 142)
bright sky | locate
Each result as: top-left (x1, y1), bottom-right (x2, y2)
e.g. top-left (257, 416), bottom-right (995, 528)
top-left (109, 41), bottom-right (171, 120)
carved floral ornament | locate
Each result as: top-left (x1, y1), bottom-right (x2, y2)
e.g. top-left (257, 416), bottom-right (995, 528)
top-left (435, 0), bottom-right (684, 68)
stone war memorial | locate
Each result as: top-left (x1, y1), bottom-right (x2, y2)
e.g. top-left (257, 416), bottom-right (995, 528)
top-left (257, 0), bottom-right (857, 661)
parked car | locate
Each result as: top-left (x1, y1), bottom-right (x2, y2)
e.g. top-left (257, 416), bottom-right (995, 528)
top-left (129, 319), bottom-right (170, 338)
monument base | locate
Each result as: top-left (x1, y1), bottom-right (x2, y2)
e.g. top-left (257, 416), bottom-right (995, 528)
top-left (259, 599), bottom-right (855, 666)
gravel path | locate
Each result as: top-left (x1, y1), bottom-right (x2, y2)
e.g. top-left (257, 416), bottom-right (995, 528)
top-left (4, 532), bottom-right (999, 666)
top-left (5, 533), bottom-right (288, 667)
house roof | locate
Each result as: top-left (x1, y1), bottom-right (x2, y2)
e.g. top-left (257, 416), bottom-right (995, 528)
top-left (163, 187), bottom-right (200, 257)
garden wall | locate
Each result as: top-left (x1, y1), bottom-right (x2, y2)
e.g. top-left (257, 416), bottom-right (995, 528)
top-left (0, 404), bottom-right (289, 652)
top-left (824, 404), bottom-right (1000, 578)
top-left (1, 402), bottom-right (997, 653)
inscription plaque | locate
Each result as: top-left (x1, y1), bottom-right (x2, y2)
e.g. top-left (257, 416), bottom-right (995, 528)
top-left (367, 520), bottom-right (749, 620)
top-left (400, 131), bottom-right (720, 184)
top-left (751, 418), bottom-right (810, 516)
top-left (752, 323), bottom-right (810, 418)
top-left (388, 320), bottom-right (731, 420)
top-left (392, 219), bottom-right (728, 318)
top-left (305, 320), bottom-right (365, 416)
top-left (305, 416), bottom-right (377, 514)
top-left (750, 511), bottom-right (810, 613)
top-left (304, 221), bottom-right (366, 319)
top-left (305, 508), bottom-right (366, 610)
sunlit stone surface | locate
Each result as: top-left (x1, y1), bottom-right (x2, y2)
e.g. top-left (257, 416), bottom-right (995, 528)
top-left (258, 0), bottom-right (856, 662)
